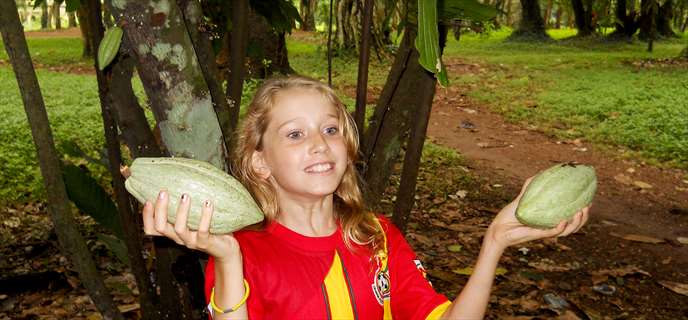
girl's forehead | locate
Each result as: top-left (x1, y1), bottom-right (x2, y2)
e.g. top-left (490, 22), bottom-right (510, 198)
top-left (271, 88), bottom-right (338, 116)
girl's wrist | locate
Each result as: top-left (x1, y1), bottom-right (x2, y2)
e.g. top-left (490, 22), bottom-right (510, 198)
top-left (483, 226), bottom-right (508, 256)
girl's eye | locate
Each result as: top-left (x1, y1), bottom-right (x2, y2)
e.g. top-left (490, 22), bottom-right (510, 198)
top-left (324, 126), bottom-right (339, 135)
top-left (287, 131), bottom-right (303, 139)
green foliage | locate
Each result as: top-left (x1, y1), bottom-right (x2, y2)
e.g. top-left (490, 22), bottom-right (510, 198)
top-left (62, 162), bottom-right (125, 239)
top-left (439, 0), bottom-right (499, 22)
top-left (417, 0), bottom-right (449, 86)
top-left (250, 0), bottom-right (303, 33)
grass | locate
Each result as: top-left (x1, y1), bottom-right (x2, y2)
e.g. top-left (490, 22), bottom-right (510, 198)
top-left (444, 28), bottom-right (688, 167)
top-left (1, 28), bottom-right (686, 204)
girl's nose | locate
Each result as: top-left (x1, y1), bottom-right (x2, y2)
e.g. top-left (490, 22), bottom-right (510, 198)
top-left (310, 133), bottom-right (329, 154)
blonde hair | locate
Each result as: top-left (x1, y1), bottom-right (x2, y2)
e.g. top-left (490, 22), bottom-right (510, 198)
top-left (232, 75), bottom-right (384, 253)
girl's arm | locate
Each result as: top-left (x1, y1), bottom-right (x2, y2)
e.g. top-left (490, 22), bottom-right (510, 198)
top-left (439, 179), bottom-right (590, 319)
top-left (142, 191), bottom-right (249, 319)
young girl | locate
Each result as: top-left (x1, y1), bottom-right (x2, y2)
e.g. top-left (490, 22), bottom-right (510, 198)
top-left (142, 76), bottom-right (589, 319)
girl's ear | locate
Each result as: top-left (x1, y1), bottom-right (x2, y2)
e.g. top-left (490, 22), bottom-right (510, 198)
top-left (251, 151), bottom-right (271, 179)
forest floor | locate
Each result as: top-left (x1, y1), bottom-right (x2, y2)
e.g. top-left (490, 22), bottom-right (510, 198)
top-left (1, 29), bottom-right (687, 319)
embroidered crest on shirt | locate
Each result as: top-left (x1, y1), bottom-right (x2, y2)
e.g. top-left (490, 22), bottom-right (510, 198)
top-left (372, 262), bottom-right (390, 306)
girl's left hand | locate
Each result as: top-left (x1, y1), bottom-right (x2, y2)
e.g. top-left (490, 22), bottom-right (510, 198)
top-left (485, 177), bottom-right (591, 250)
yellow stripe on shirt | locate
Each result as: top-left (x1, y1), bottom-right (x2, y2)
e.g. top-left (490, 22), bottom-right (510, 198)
top-left (323, 251), bottom-right (356, 319)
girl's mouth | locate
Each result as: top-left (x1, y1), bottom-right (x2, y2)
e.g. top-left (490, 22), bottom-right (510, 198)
top-left (305, 162), bottom-right (334, 173)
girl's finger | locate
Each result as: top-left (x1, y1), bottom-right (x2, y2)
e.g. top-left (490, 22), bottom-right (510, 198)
top-left (574, 207), bottom-right (591, 233)
top-left (154, 190), bottom-right (169, 234)
top-left (174, 193), bottom-right (192, 238)
top-left (196, 200), bottom-right (214, 249)
top-left (559, 211), bottom-right (582, 237)
top-left (142, 201), bottom-right (160, 236)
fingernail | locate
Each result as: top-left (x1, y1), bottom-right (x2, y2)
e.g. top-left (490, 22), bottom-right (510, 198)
top-left (204, 200), bottom-right (212, 208)
top-left (159, 191), bottom-right (166, 199)
top-left (181, 194), bottom-right (188, 202)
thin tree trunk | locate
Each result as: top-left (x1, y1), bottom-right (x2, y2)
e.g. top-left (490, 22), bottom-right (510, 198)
top-left (392, 25), bottom-right (447, 233)
top-left (543, 0), bottom-right (553, 28)
top-left (41, 0), bottom-right (49, 29)
top-left (554, 6), bottom-right (562, 28)
top-left (245, 7), bottom-right (293, 77)
top-left (328, 0), bottom-right (334, 86)
top-left (53, 1), bottom-right (62, 29)
top-left (354, 0), bottom-right (373, 143)
top-left (83, 0), bottom-right (159, 317)
top-left (505, 0), bottom-right (513, 26)
top-left (76, 6), bottom-right (94, 57)
top-left (656, 0), bottom-right (676, 37)
top-left (68, 11), bottom-right (77, 27)
top-left (362, 0), bottom-right (438, 210)
top-left (0, 2), bottom-right (123, 319)
top-left (227, 0), bottom-right (249, 139)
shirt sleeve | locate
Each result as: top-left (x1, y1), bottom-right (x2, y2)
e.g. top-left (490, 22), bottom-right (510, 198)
top-left (381, 216), bottom-right (451, 320)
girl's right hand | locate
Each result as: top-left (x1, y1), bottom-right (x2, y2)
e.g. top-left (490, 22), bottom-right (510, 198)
top-left (142, 190), bottom-right (241, 261)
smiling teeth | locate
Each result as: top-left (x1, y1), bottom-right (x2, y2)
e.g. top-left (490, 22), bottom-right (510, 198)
top-left (307, 163), bottom-right (332, 173)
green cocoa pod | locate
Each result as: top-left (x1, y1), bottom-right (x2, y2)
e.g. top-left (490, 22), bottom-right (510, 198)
top-left (515, 163), bottom-right (597, 229)
top-left (124, 157), bottom-right (264, 234)
top-left (97, 26), bottom-right (123, 71)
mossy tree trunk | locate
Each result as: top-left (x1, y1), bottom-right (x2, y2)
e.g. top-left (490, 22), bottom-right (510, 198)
top-left (108, 0), bottom-right (235, 318)
top-left (300, 0), bottom-right (316, 31)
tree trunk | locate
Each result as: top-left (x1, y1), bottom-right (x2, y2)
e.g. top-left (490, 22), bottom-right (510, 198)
top-left (52, 1), bottom-right (62, 29)
top-left (543, 0), bottom-right (553, 28)
top-left (354, 0), bottom-right (373, 142)
top-left (509, 0), bottom-right (550, 40)
top-left (177, 0), bottom-right (234, 154)
top-left (391, 25), bottom-right (447, 233)
top-left (300, 0), bottom-right (316, 31)
top-left (76, 7), bottom-right (94, 58)
top-left (505, 0), bottom-right (513, 27)
top-left (0, 2), bottom-right (123, 319)
top-left (246, 7), bottom-right (293, 77)
top-left (226, 0), bottom-right (249, 137)
top-left (68, 11), bottom-right (77, 27)
top-left (41, 0), bottom-right (49, 29)
top-left (572, 0), bottom-right (594, 36)
top-left (656, 0), bottom-right (676, 37)
top-left (639, 0), bottom-right (657, 40)
top-left (609, 0), bottom-right (639, 39)
top-left (362, 1), bottom-right (438, 210)
top-left (555, 6), bottom-right (562, 28)
top-left (109, 1), bottom-right (230, 318)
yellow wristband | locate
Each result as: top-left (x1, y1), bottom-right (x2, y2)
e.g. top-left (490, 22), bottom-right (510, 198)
top-left (210, 279), bottom-right (250, 314)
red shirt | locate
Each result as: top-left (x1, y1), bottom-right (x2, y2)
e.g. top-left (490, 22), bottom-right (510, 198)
top-left (205, 216), bottom-right (450, 319)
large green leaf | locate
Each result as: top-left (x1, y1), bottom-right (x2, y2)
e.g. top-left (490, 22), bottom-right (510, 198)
top-left (439, 0), bottom-right (498, 22)
top-left (250, 0), bottom-right (303, 34)
top-left (65, 0), bottom-right (81, 12)
top-left (97, 234), bottom-right (130, 266)
top-left (62, 163), bottom-right (125, 239)
top-left (416, 0), bottom-right (448, 86)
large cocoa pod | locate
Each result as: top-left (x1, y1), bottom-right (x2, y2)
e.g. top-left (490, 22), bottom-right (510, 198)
top-left (125, 157), bottom-right (264, 234)
top-left (516, 163), bottom-right (597, 229)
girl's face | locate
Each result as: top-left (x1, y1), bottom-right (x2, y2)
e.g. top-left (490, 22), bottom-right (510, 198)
top-left (252, 88), bottom-right (349, 201)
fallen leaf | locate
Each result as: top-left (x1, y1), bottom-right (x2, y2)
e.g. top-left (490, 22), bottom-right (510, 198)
top-left (477, 142), bottom-right (490, 148)
top-left (610, 232), bottom-right (665, 244)
top-left (591, 265), bottom-right (651, 278)
top-left (529, 259), bottom-right (580, 272)
top-left (447, 244), bottom-right (463, 252)
top-left (614, 174), bottom-right (633, 185)
top-left (626, 167), bottom-right (636, 173)
top-left (455, 190), bottom-right (468, 199)
top-left (633, 180), bottom-right (653, 189)
top-left (118, 303), bottom-right (140, 313)
top-left (453, 267), bottom-right (473, 275)
top-left (658, 281), bottom-right (688, 297)
top-left (677, 237), bottom-right (688, 245)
